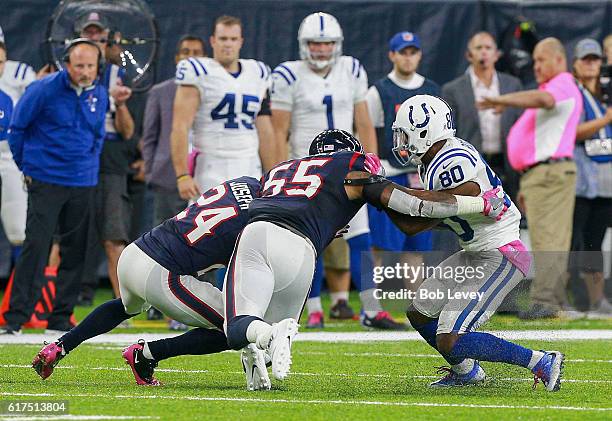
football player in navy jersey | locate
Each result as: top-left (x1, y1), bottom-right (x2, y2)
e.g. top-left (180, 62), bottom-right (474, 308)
top-left (222, 129), bottom-right (508, 381)
top-left (32, 176), bottom-right (273, 391)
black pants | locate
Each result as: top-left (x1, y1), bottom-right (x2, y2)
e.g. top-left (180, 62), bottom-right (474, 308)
top-left (4, 179), bottom-right (94, 329)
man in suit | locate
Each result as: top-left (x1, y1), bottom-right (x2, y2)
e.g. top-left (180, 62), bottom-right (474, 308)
top-left (142, 35), bottom-right (206, 226)
top-left (442, 32), bottom-right (522, 198)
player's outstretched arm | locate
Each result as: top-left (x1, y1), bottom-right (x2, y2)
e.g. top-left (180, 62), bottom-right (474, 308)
top-left (346, 171), bottom-right (506, 220)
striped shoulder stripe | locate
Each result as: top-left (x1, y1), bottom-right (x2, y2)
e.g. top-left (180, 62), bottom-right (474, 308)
top-left (351, 58), bottom-right (361, 78)
top-left (426, 147), bottom-right (478, 180)
top-left (20, 64), bottom-right (30, 80)
top-left (257, 61), bottom-right (266, 79)
top-left (188, 57), bottom-right (208, 76)
top-left (278, 64), bottom-right (296, 82)
top-left (427, 152), bottom-right (478, 190)
top-left (272, 70), bottom-right (291, 85)
top-left (14, 62), bottom-right (22, 79)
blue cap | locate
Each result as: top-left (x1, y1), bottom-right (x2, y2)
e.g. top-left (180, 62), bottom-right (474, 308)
top-left (389, 32), bottom-right (421, 52)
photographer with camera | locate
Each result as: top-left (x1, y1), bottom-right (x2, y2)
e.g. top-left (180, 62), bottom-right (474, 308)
top-left (571, 38), bottom-right (612, 317)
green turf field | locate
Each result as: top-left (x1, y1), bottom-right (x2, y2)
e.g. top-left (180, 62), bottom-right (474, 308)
top-left (1, 289), bottom-right (611, 420)
top-left (0, 340), bottom-right (610, 420)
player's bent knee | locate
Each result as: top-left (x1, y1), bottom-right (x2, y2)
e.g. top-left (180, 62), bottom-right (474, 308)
top-left (406, 304), bottom-right (431, 327)
top-left (226, 315), bottom-right (260, 350)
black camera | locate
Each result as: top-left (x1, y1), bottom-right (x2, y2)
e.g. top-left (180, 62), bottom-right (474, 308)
top-left (601, 64), bottom-right (611, 106)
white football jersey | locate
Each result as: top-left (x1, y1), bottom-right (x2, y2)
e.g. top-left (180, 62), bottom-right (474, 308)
top-left (175, 57), bottom-right (271, 158)
top-left (271, 56), bottom-right (368, 159)
top-left (422, 137), bottom-right (521, 251)
top-left (0, 60), bottom-right (36, 104)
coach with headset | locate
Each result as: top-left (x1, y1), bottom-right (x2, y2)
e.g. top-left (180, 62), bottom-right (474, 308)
top-left (0, 39), bottom-right (128, 334)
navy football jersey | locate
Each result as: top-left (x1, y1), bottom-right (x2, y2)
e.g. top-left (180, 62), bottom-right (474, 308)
top-left (135, 176), bottom-right (260, 275)
top-left (249, 151), bottom-right (368, 256)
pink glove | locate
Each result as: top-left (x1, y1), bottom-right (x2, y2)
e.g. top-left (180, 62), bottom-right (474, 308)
top-left (482, 187), bottom-right (508, 221)
top-left (364, 153), bottom-right (384, 175)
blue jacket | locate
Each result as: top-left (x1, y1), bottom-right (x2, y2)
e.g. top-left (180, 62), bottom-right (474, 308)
top-left (0, 89), bottom-right (12, 141)
top-left (8, 70), bottom-right (108, 187)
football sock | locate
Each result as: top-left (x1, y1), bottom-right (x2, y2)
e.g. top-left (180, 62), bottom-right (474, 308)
top-left (448, 332), bottom-right (535, 368)
top-left (410, 318), bottom-right (439, 350)
top-left (10, 246), bottom-right (22, 265)
top-left (147, 328), bottom-right (229, 361)
top-left (306, 297), bottom-right (323, 314)
top-left (59, 299), bottom-right (132, 353)
top-left (330, 291), bottom-right (349, 305)
top-left (347, 234), bottom-right (375, 292)
top-left (309, 257), bottom-right (324, 300)
top-left (359, 289), bottom-right (382, 317)
top-left (227, 315), bottom-right (262, 350)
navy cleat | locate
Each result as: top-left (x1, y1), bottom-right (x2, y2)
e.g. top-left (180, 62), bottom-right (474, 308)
top-left (429, 361), bottom-right (486, 387)
top-left (532, 351), bottom-right (564, 392)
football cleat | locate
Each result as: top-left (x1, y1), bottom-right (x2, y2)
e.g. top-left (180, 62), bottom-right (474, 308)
top-left (241, 344), bottom-right (272, 391)
top-left (329, 299), bottom-right (355, 320)
top-left (532, 351), bottom-right (564, 392)
top-left (122, 340), bottom-right (160, 386)
top-left (429, 361), bottom-right (486, 387)
top-left (360, 311), bottom-right (407, 331)
top-left (306, 311), bottom-right (324, 329)
top-left (259, 318), bottom-right (298, 381)
top-left (32, 341), bottom-right (65, 380)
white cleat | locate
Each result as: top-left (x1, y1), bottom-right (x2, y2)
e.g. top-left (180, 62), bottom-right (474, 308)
top-left (241, 344), bottom-right (271, 391)
top-left (262, 318), bottom-right (298, 381)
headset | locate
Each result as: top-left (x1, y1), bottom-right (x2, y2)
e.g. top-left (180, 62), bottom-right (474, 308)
top-left (62, 37), bottom-right (105, 77)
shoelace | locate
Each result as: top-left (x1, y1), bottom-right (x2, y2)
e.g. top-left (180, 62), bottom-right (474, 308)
top-left (434, 366), bottom-right (456, 380)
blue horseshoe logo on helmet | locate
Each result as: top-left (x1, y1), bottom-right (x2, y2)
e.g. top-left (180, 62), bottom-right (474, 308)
top-left (408, 103), bottom-right (430, 128)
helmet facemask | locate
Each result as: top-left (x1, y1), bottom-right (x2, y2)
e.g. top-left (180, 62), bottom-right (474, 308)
top-left (392, 124), bottom-right (429, 167)
top-left (298, 12), bottom-right (343, 70)
top-left (300, 39), bottom-right (342, 70)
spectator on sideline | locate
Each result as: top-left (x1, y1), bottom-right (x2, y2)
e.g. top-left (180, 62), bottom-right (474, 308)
top-left (76, 12), bottom-right (134, 302)
top-left (366, 31), bottom-right (438, 288)
top-left (0, 26), bottom-right (36, 274)
top-left (442, 31), bottom-right (523, 199)
top-left (143, 35), bottom-right (206, 226)
top-left (478, 37), bottom-right (582, 319)
top-left (570, 39), bottom-right (612, 317)
top-left (1, 40), bottom-right (118, 334)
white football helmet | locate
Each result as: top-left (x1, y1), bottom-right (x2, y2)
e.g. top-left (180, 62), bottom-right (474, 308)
top-left (298, 12), bottom-right (343, 70)
top-left (392, 95), bottom-right (455, 167)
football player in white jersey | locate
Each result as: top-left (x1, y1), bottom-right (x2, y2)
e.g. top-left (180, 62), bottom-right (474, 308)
top-left (393, 95), bottom-right (564, 392)
top-left (171, 15), bottom-right (277, 200)
top-left (271, 12), bottom-right (404, 330)
top-left (0, 26), bottom-right (36, 271)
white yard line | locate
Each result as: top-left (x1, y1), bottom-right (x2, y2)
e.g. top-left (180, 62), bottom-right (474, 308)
top-left (0, 416), bottom-right (158, 420)
top-left (0, 392), bottom-right (609, 412)
top-left (2, 364), bottom-right (610, 384)
top-left (1, 330), bottom-right (611, 345)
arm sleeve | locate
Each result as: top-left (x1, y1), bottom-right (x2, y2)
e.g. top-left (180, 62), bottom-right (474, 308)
top-left (141, 88), bottom-right (161, 180)
top-left (270, 64), bottom-right (294, 111)
top-left (7, 82), bottom-right (45, 169)
top-left (175, 58), bottom-right (204, 100)
top-left (365, 86), bottom-right (384, 128)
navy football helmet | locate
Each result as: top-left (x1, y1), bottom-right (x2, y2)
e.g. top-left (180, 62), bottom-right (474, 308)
top-left (308, 129), bottom-right (364, 156)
